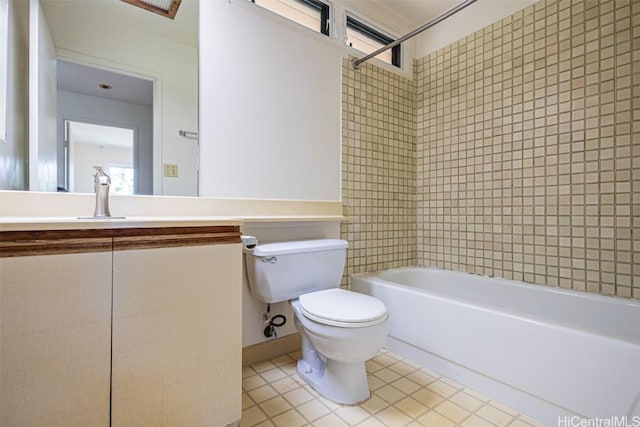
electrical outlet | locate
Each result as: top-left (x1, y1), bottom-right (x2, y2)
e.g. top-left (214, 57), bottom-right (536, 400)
top-left (163, 163), bottom-right (179, 178)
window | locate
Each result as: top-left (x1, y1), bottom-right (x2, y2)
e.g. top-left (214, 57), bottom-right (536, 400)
top-left (108, 165), bottom-right (135, 195)
top-left (120, 0), bottom-right (182, 20)
top-left (346, 16), bottom-right (400, 68)
top-left (252, 0), bottom-right (330, 36)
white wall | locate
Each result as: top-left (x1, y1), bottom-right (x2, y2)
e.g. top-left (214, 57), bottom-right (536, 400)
top-left (42, 3), bottom-right (198, 196)
top-left (57, 91), bottom-right (153, 194)
top-left (0, 0), bottom-right (28, 190)
top-left (415, 0), bottom-right (538, 58)
top-left (199, 0), bottom-right (342, 201)
top-left (198, 0), bottom-right (533, 203)
top-left (28, 0), bottom-right (57, 191)
top-left (0, 0), bottom-right (8, 145)
top-left (217, 0), bottom-right (549, 348)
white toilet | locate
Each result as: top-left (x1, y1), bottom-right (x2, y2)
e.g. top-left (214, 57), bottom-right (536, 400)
top-left (243, 239), bottom-right (389, 404)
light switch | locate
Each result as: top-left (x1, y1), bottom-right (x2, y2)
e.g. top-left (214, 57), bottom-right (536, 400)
top-left (163, 164), bottom-right (179, 177)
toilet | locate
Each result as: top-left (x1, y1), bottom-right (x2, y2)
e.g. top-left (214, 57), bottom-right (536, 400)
top-left (243, 239), bottom-right (389, 404)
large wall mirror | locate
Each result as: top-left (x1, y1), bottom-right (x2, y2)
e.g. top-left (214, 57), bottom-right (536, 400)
top-left (1, 0), bottom-right (198, 196)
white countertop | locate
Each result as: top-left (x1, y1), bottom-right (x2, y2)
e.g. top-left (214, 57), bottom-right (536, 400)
top-left (0, 215), bottom-right (349, 232)
top-left (0, 191), bottom-right (347, 231)
top-left (0, 216), bottom-right (243, 231)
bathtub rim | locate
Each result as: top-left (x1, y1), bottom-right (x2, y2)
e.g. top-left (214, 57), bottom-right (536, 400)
top-left (351, 266), bottom-right (640, 422)
top-left (350, 266), bottom-right (640, 345)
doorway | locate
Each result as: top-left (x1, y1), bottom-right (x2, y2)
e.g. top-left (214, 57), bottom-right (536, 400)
top-left (56, 59), bottom-right (154, 194)
top-left (65, 120), bottom-right (136, 194)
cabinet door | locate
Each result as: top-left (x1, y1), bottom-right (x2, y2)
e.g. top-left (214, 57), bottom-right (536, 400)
top-left (0, 252), bottom-right (112, 426)
top-left (112, 243), bottom-right (242, 426)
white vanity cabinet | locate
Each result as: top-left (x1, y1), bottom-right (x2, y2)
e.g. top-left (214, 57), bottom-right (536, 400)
top-left (0, 250), bottom-right (112, 426)
top-left (0, 225), bottom-right (242, 427)
top-left (111, 239), bottom-right (242, 425)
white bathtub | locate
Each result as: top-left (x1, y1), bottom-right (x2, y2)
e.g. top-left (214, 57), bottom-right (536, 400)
top-left (350, 267), bottom-right (640, 424)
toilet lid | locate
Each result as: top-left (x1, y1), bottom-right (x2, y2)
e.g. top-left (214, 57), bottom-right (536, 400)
top-left (299, 289), bottom-right (388, 327)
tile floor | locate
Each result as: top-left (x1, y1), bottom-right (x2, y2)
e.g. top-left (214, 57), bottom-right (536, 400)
top-left (241, 349), bottom-right (545, 427)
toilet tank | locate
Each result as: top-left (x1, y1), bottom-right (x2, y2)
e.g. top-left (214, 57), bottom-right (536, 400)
top-left (244, 239), bottom-right (348, 303)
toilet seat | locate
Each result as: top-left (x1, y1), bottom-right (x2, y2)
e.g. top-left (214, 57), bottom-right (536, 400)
top-left (298, 288), bottom-right (388, 328)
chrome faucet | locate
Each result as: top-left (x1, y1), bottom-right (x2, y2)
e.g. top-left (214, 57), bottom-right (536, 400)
top-left (93, 166), bottom-right (112, 217)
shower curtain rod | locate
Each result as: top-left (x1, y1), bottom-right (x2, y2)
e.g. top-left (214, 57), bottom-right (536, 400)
top-left (351, 0), bottom-right (478, 69)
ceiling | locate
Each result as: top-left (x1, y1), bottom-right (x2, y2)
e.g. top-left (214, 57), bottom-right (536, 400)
top-left (40, 0), bottom-right (198, 48)
top-left (57, 60), bottom-right (153, 107)
top-left (340, 0), bottom-right (461, 35)
top-left (40, 0), bottom-right (468, 48)
top-left (42, 0), bottom-right (194, 106)
top-left (45, 0), bottom-right (495, 105)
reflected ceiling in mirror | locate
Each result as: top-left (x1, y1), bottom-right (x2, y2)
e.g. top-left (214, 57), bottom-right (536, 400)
top-left (57, 61), bottom-right (153, 107)
top-left (42, 0), bottom-right (197, 47)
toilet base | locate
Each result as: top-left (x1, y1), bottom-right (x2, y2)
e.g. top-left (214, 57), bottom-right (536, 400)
top-left (296, 357), bottom-right (370, 405)
top-left (291, 301), bottom-right (376, 405)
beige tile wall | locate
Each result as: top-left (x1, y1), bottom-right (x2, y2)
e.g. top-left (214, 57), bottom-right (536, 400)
top-left (415, 0), bottom-right (639, 299)
top-left (341, 58), bottom-right (417, 285)
top-left (342, 0), bottom-right (639, 299)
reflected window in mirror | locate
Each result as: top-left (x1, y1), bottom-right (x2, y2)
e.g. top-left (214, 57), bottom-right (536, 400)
top-left (108, 165), bottom-right (135, 195)
top-left (121, 0), bottom-right (182, 20)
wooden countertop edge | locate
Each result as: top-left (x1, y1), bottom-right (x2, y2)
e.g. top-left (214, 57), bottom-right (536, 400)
top-left (0, 225), bottom-right (242, 257)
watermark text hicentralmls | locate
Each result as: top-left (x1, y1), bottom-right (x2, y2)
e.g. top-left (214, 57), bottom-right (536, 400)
top-left (557, 416), bottom-right (640, 427)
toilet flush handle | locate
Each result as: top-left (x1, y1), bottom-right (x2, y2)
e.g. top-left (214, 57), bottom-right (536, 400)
top-left (261, 256), bottom-right (278, 263)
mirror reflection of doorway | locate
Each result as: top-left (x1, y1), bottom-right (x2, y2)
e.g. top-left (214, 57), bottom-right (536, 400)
top-left (57, 60), bottom-right (154, 194)
top-left (65, 120), bottom-right (135, 194)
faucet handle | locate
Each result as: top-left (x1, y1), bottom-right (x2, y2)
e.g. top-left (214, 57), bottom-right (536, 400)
top-left (93, 166), bottom-right (111, 185)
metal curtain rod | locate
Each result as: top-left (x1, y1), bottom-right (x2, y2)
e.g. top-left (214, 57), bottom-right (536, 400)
top-left (351, 0), bottom-right (478, 69)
